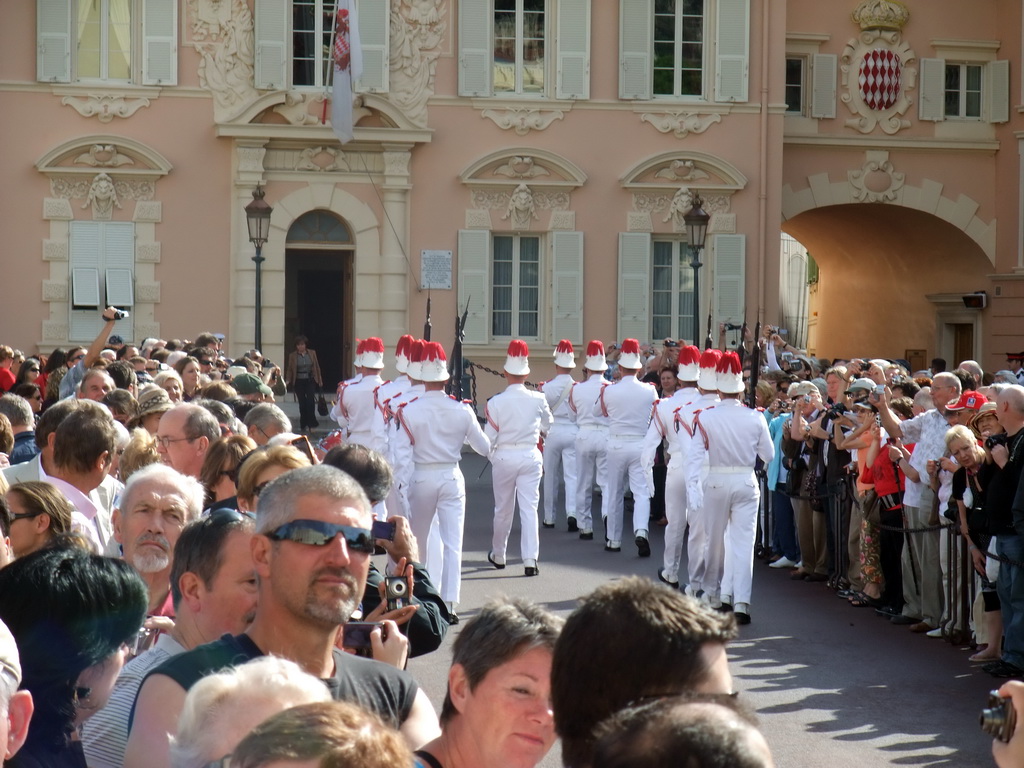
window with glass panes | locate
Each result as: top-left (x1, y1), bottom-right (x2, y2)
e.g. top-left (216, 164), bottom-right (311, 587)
top-left (653, 0), bottom-right (705, 97)
top-left (652, 241), bottom-right (695, 341)
top-left (493, 0), bottom-right (546, 94)
top-left (944, 63), bottom-right (982, 119)
top-left (292, 0), bottom-right (334, 88)
top-left (785, 57), bottom-right (805, 114)
top-left (492, 235), bottom-right (541, 338)
top-left (77, 0), bottom-right (132, 81)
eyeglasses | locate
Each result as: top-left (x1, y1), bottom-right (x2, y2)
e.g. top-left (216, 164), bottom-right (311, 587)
top-left (267, 519), bottom-right (375, 553)
top-left (156, 435), bottom-right (196, 450)
top-left (199, 359), bottom-right (213, 366)
top-left (208, 508), bottom-right (255, 524)
top-left (10, 511), bottom-right (44, 522)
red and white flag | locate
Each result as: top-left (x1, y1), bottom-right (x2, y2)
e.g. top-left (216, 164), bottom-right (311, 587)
top-left (330, 0), bottom-right (363, 144)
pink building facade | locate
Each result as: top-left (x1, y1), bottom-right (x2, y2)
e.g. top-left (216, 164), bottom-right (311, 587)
top-left (0, 0), bottom-right (1019, 394)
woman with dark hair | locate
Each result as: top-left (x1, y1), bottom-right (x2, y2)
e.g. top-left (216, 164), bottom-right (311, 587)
top-left (174, 356), bottom-right (203, 402)
top-left (12, 383), bottom-right (43, 416)
top-left (285, 335), bottom-right (323, 433)
top-left (199, 434), bottom-right (257, 510)
top-left (13, 358), bottom-right (42, 390)
top-left (4, 482), bottom-right (76, 559)
top-left (416, 598), bottom-right (562, 768)
top-left (0, 546), bottom-right (147, 768)
top-left (36, 348), bottom-right (67, 396)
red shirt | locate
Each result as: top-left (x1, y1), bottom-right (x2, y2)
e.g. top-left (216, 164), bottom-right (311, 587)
top-left (862, 441), bottom-right (913, 499)
top-left (0, 368), bottom-right (14, 393)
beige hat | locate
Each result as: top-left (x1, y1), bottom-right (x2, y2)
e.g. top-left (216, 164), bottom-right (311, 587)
top-left (128, 385), bottom-right (173, 429)
top-left (0, 617), bottom-right (21, 686)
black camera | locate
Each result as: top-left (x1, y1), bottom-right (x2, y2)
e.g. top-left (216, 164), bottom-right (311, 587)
top-left (826, 403), bottom-right (847, 419)
top-left (981, 690), bottom-right (1017, 743)
top-left (342, 621), bottom-right (382, 658)
top-left (109, 308), bottom-right (129, 321)
top-left (385, 575), bottom-right (409, 613)
top-left (724, 323), bottom-right (742, 331)
top-left (986, 433), bottom-right (1009, 452)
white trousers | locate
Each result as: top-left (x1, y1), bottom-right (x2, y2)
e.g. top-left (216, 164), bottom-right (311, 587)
top-left (408, 467), bottom-right (466, 603)
top-left (701, 472), bottom-right (760, 605)
top-left (661, 462), bottom-right (689, 580)
top-left (491, 448), bottom-right (543, 563)
top-left (543, 424), bottom-right (578, 523)
top-left (604, 436), bottom-right (651, 544)
top-left (574, 429), bottom-right (609, 531)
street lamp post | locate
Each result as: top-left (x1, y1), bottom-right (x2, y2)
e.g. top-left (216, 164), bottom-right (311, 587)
top-left (684, 193), bottom-right (710, 347)
top-left (244, 186), bottom-right (273, 351)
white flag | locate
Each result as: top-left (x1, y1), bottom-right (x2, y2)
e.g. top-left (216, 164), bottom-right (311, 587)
top-left (330, 0), bottom-right (363, 144)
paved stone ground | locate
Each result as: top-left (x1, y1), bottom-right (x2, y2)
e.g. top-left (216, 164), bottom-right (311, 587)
top-left (281, 397), bottom-right (998, 768)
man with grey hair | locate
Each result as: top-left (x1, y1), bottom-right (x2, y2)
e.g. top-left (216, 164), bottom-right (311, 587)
top-left (125, 465), bottom-right (440, 768)
top-left (957, 359), bottom-right (984, 390)
top-left (156, 403), bottom-right (219, 479)
top-left (113, 463), bottom-right (204, 622)
top-left (0, 394), bottom-right (37, 466)
top-left (876, 371), bottom-right (962, 633)
top-left (0, 618), bottom-right (33, 762)
top-left (244, 402), bottom-right (292, 446)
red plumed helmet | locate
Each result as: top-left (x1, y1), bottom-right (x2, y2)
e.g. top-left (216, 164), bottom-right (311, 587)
top-left (716, 350), bottom-right (744, 394)
top-left (504, 339), bottom-right (531, 376)
top-left (697, 348), bottom-right (723, 390)
top-left (617, 338), bottom-right (643, 369)
top-left (419, 342), bottom-right (449, 383)
top-left (699, 348), bottom-right (722, 369)
top-left (716, 351), bottom-right (742, 374)
top-left (553, 339), bottom-right (576, 368)
top-left (361, 337), bottom-right (385, 369)
top-left (406, 339), bottom-right (427, 380)
top-left (677, 344), bottom-right (701, 381)
top-left (620, 339), bottom-right (641, 355)
top-left (584, 340), bottom-right (608, 372)
top-left (395, 334), bottom-right (415, 374)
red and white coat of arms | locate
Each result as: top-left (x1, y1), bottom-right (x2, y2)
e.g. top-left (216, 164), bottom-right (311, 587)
top-left (859, 48), bottom-right (902, 111)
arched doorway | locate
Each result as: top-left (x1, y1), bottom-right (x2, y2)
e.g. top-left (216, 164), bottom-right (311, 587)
top-left (285, 210), bottom-right (354, 389)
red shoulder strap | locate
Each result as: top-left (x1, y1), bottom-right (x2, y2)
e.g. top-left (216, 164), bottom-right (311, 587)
top-left (693, 410), bottom-right (710, 450)
top-left (599, 385), bottom-right (609, 417)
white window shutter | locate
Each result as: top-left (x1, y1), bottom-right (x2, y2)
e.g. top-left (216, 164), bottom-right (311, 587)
top-left (254, 0), bottom-right (288, 90)
top-left (919, 58), bottom-right (946, 122)
top-left (37, 0), bottom-right (71, 83)
top-left (356, 0), bottom-right (389, 93)
top-left (713, 234), bottom-right (745, 328)
top-left (810, 53), bottom-right (836, 119)
top-left (142, 0), bottom-right (177, 85)
top-left (617, 233), bottom-right (651, 342)
top-left (989, 59), bottom-right (1010, 124)
top-left (458, 230), bottom-right (491, 345)
top-left (618, 0), bottom-right (651, 100)
top-left (715, 0), bottom-right (749, 102)
top-left (104, 222), bottom-right (135, 306)
top-left (459, 0), bottom-right (493, 97)
top-left (551, 231), bottom-right (584, 344)
top-left (556, 0), bottom-right (590, 100)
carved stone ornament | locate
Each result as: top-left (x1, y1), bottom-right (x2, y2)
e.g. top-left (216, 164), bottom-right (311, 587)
top-left (709, 213), bottom-right (736, 234)
top-left (852, 0), bottom-right (910, 31)
top-left (135, 323), bottom-right (162, 340)
top-left (83, 173), bottom-right (121, 220)
top-left (383, 151), bottom-right (411, 177)
top-left (493, 156), bottom-right (551, 179)
top-left (472, 188), bottom-right (569, 213)
top-left (465, 209), bottom-right (492, 229)
top-left (274, 91), bottom-right (326, 126)
top-left (42, 322), bottom-right (69, 342)
top-left (481, 108), bottom-right (565, 136)
top-left (662, 188), bottom-right (693, 230)
top-left (136, 243), bottom-right (162, 263)
top-left (133, 201), bottom-right (163, 223)
top-left (50, 177), bottom-right (156, 204)
top-left (295, 147), bottom-right (349, 173)
top-left (42, 281), bottom-right (68, 302)
top-left (640, 112), bottom-right (721, 139)
top-left (848, 151), bottom-right (905, 202)
top-left (549, 211), bottom-right (576, 231)
top-left (61, 94), bottom-right (151, 123)
top-left (633, 192), bottom-right (731, 221)
top-left (627, 211), bottom-right (653, 232)
top-left (136, 283), bottom-right (161, 302)
top-left (74, 145), bottom-right (134, 168)
top-left (237, 146), bottom-right (266, 174)
top-left (189, 0), bottom-right (258, 122)
top-left (653, 159), bottom-right (710, 182)
top-left (501, 184), bottom-right (539, 230)
top-left (390, 0), bottom-right (447, 128)
top-left (840, 27), bottom-right (917, 134)
top-left (43, 240), bottom-right (68, 261)
top-left (42, 198), bottom-right (74, 221)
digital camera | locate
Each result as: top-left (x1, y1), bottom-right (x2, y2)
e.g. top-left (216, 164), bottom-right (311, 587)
top-left (385, 575), bottom-right (409, 613)
top-left (981, 690), bottom-right (1017, 743)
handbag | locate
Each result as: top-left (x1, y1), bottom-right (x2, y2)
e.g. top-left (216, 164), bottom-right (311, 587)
top-left (317, 393), bottom-right (329, 417)
top-left (860, 488), bottom-right (881, 525)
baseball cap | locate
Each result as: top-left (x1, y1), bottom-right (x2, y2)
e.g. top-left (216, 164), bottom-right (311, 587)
top-left (233, 373), bottom-right (272, 397)
top-left (108, 335), bottom-right (124, 346)
top-left (845, 378), bottom-right (875, 395)
top-left (0, 618), bottom-right (21, 686)
top-left (946, 390), bottom-right (988, 412)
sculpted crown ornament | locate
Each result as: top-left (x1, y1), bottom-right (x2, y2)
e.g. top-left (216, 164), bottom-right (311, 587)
top-left (852, 0), bottom-right (909, 32)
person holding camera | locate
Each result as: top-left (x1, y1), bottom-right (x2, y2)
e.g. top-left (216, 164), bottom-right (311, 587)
top-left (782, 382), bottom-right (828, 583)
top-left (58, 306), bottom-right (124, 400)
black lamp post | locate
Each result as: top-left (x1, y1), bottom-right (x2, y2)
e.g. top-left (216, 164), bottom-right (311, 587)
top-left (245, 186), bottom-right (273, 351)
top-left (684, 192), bottom-right (710, 347)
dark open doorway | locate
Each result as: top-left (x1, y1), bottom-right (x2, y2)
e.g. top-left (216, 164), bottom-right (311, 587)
top-left (285, 211), bottom-right (355, 390)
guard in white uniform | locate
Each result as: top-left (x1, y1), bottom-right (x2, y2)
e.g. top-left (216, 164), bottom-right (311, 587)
top-left (486, 340), bottom-right (553, 576)
top-left (597, 339), bottom-right (657, 555)
top-left (677, 348), bottom-right (722, 595)
top-left (685, 351), bottom-right (774, 624)
top-left (392, 342), bottom-right (490, 613)
top-left (372, 335), bottom-right (415, 519)
top-left (570, 341), bottom-right (610, 541)
top-left (331, 337), bottom-right (387, 452)
top-left (540, 340), bottom-right (578, 530)
top-left (640, 345), bottom-right (701, 587)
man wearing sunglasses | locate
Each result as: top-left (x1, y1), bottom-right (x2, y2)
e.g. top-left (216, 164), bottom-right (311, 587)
top-left (124, 465), bottom-right (440, 768)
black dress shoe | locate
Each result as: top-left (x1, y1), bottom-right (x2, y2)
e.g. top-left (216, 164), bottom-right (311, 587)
top-left (579, 531), bottom-right (594, 540)
top-left (636, 536), bottom-right (651, 558)
top-left (487, 551), bottom-right (506, 570)
top-left (567, 517), bottom-right (579, 532)
top-left (735, 611), bottom-right (751, 625)
top-left (447, 612), bottom-right (460, 625)
top-left (525, 565), bottom-right (540, 577)
top-left (657, 570), bottom-right (680, 588)
top-left (542, 522), bottom-right (555, 529)
top-left (605, 544), bottom-right (621, 552)
top-left (717, 602), bottom-right (734, 613)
